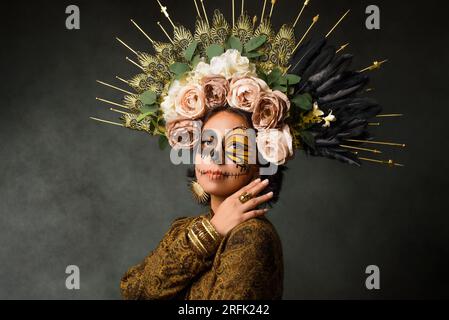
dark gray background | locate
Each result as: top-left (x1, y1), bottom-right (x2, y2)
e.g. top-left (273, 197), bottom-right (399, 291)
top-left (0, 0), bottom-right (448, 299)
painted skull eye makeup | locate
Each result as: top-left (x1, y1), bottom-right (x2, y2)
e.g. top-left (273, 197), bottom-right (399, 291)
top-left (224, 126), bottom-right (253, 166)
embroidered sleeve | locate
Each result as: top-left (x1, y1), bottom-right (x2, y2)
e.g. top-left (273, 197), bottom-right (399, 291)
top-left (120, 216), bottom-right (219, 300)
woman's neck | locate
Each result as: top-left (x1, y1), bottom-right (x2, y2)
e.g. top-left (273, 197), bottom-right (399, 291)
top-left (210, 195), bottom-right (226, 216)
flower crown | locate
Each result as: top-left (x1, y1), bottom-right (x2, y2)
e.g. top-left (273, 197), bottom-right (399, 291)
top-left (92, 0), bottom-right (406, 168)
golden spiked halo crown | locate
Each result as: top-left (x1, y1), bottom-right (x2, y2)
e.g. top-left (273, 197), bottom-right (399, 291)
top-left (92, 0), bottom-right (406, 167)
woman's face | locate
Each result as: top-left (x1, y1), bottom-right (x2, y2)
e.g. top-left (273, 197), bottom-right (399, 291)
top-left (194, 111), bottom-right (259, 197)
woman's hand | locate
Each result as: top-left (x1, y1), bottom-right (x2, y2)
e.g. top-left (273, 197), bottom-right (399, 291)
top-left (210, 178), bottom-right (273, 236)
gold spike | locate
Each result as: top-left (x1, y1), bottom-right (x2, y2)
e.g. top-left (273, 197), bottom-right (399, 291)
top-left (130, 19), bottom-right (155, 45)
top-left (336, 42), bottom-right (349, 53)
top-left (96, 97), bottom-right (130, 110)
top-left (126, 56), bottom-right (145, 71)
top-left (96, 80), bottom-right (134, 95)
top-left (376, 114), bottom-right (404, 118)
top-left (260, 0), bottom-right (268, 22)
top-left (232, 0), bottom-right (235, 27)
top-left (199, 0), bottom-right (210, 27)
top-left (109, 108), bottom-right (129, 115)
top-left (90, 117), bottom-right (124, 127)
top-left (345, 139), bottom-right (406, 148)
top-left (359, 157), bottom-right (404, 167)
top-left (193, 0), bottom-right (202, 19)
top-left (116, 76), bottom-right (130, 85)
top-left (156, 0), bottom-right (176, 29)
top-left (368, 123), bottom-right (381, 126)
top-left (326, 9), bottom-right (350, 38)
top-left (293, 0), bottom-right (310, 28)
top-left (365, 87), bottom-right (374, 92)
top-left (269, 0), bottom-right (277, 19)
top-left (157, 22), bottom-right (174, 44)
top-left (358, 59), bottom-right (388, 73)
top-left (252, 15), bottom-right (258, 28)
top-left (241, 0), bottom-right (245, 16)
top-left (340, 144), bottom-right (382, 154)
top-left (293, 14), bottom-right (319, 53)
top-left (115, 37), bottom-right (137, 55)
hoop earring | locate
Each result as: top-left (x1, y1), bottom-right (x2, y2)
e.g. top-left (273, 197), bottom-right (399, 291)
top-left (189, 180), bottom-right (210, 204)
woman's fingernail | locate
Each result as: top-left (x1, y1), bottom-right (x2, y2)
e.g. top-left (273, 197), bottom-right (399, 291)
top-left (268, 191), bottom-right (274, 196)
top-left (263, 179), bottom-right (269, 184)
top-left (264, 208), bottom-right (269, 212)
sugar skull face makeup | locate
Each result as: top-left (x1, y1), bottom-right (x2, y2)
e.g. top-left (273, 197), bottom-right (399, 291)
top-left (194, 111), bottom-right (259, 198)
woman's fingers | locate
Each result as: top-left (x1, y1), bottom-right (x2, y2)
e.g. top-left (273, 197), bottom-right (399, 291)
top-left (246, 178), bottom-right (270, 198)
top-left (241, 191), bottom-right (274, 211)
top-left (232, 178), bottom-right (261, 198)
top-left (242, 208), bottom-right (269, 221)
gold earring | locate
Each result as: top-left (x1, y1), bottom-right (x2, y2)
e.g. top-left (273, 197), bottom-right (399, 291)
top-left (189, 180), bottom-right (210, 204)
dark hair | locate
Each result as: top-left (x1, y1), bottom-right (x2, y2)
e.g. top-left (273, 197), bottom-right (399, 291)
top-left (187, 106), bottom-right (288, 208)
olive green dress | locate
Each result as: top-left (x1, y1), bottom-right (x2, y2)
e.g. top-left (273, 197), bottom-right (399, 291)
top-left (120, 209), bottom-right (283, 300)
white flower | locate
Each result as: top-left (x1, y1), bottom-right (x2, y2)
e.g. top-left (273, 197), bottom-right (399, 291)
top-left (322, 110), bottom-right (336, 128)
top-left (209, 49), bottom-right (257, 79)
top-left (189, 61), bottom-right (211, 83)
top-left (161, 80), bottom-right (185, 123)
top-left (311, 102), bottom-right (325, 118)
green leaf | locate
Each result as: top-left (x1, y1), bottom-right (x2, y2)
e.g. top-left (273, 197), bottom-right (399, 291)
top-left (139, 91), bottom-right (157, 106)
top-left (226, 36), bottom-right (243, 53)
top-left (183, 40), bottom-right (198, 62)
top-left (137, 104), bottom-right (158, 122)
top-left (158, 135), bottom-right (169, 150)
top-left (245, 51), bottom-right (264, 59)
top-left (191, 54), bottom-right (201, 67)
top-left (140, 103), bottom-right (158, 114)
top-left (271, 85), bottom-right (287, 93)
top-left (206, 44), bottom-right (224, 60)
top-left (256, 68), bottom-right (268, 83)
top-left (244, 35), bottom-right (267, 52)
top-left (291, 93), bottom-right (313, 111)
top-left (280, 74), bottom-right (301, 86)
top-left (267, 68), bottom-right (282, 86)
top-left (299, 131), bottom-right (316, 150)
top-left (169, 62), bottom-right (190, 75)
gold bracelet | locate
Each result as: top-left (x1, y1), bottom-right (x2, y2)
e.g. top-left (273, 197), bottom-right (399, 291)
top-left (187, 227), bottom-right (208, 255)
top-left (187, 217), bottom-right (222, 257)
top-left (202, 218), bottom-right (222, 242)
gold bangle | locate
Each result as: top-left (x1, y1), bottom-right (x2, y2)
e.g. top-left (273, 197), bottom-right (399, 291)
top-left (202, 218), bottom-right (222, 242)
top-left (188, 227), bottom-right (208, 255)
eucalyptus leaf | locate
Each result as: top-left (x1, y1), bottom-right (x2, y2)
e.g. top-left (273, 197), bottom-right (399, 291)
top-left (191, 54), bottom-right (201, 67)
top-left (206, 44), bottom-right (224, 60)
top-left (245, 51), bottom-right (264, 59)
top-left (291, 93), bottom-right (313, 111)
top-left (267, 68), bottom-right (282, 86)
top-left (140, 103), bottom-right (158, 114)
top-left (169, 62), bottom-right (190, 75)
top-left (139, 91), bottom-right (157, 106)
top-left (280, 74), bottom-right (301, 85)
top-left (244, 35), bottom-right (267, 52)
top-left (226, 36), bottom-right (243, 53)
top-left (184, 40), bottom-right (199, 62)
top-left (158, 135), bottom-right (169, 150)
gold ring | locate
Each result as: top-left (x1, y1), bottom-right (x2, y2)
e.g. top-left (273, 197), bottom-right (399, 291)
top-left (238, 191), bottom-right (253, 204)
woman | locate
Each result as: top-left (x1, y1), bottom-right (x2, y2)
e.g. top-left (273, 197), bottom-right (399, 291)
top-left (120, 105), bottom-right (285, 300)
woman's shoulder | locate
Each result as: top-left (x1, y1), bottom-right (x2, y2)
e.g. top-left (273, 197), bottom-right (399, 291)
top-left (227, 216), bottom-right (282, 249)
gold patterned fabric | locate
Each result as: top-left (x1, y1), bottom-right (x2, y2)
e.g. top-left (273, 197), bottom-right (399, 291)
top-left (120, 210), bottom-right (284, 300)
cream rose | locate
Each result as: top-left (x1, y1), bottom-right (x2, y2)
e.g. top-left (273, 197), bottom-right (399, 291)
top-left (160, 80), bottom-right (186, 123)
top-left (201, 75), bottom-right (229, 108)
top-left (227, 76), bottom-right (270, 112)
top-left (165, 119), bottom-right (203, 149)
top-left (252, 90), bottom-right (291, 130)
top-left (209, 49), bottom-right (257, 79)
top-left (256, 125), bottom-right (294, 165)
top-left (175, 84), bottom-right (206, 119)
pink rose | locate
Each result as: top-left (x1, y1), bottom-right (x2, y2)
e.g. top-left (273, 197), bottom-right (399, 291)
top-left (227, 76), bottom-right (270, 112)
top-left (175, 84), bottom-right (206, 119)
top-left (165, 119), bottom-right (203, 150)
top-left (201, 75), bottom-right (230, 108)
top-left (252, 90), bottom-right (290, 130)
top-left (256, 125), bottom-right (294, 165)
